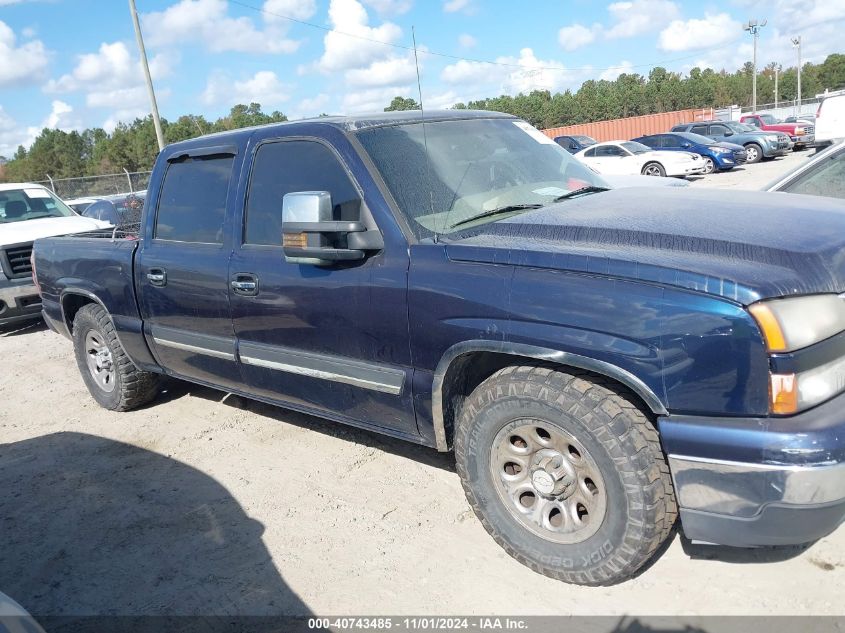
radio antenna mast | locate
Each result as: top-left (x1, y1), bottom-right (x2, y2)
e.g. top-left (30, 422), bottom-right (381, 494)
top-left (412, 26), bottom-right (438, 242)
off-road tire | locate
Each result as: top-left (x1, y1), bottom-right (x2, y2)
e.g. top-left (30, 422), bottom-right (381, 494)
top-left (455, 365), bottom-right (677, 586)
top-left (72, 303), bottom-right (161, 411)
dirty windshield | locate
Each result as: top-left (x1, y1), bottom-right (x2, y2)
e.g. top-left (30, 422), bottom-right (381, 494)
top-left (355, 117), bottom-right (608, 238)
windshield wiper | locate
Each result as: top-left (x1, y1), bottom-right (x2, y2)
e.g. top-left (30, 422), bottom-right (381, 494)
top-left (553, 186), bottom-right (610, 202)
top-left (449, 204), bottom-right (543, 229)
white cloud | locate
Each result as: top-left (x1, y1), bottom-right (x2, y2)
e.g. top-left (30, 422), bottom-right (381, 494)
top-left (600, 61), bottom-right (634, 81)
top-left (441, 48), bottom-right (582, 96)
top-left (0, 20), bottom-right (49, 86)
top-left (558, 23), bottom-right (598, 51)
top-left (262, 0), bottom-right (317, 21)
top-left (315, 0), bottom-right (402, 73)
top-left (342, 86), bottom-right (414, 113)
top-left (659, 13), bottom-right (741, 52)
top-left (310, 0), bottom-right (418, 112)
top-left (0, 106), bottom-right (24, 157)
top-left (458, 33), bottom-right (477, 49)
top-left (605, 0), bottom-right (680, 39)
top-left (443, 0), bottom-right (472, 13)
top-left (44, 41), bottom-right (175, 113)
top-left (142, 0), bottom-right (306, 54)
top-left (361, 0), bottom-right (413, 15)
top-left (202, 70), bottom-right (292, 108)
top-left (290, 93), bottom-right (331, 119)
top-left (0, 101), bottom-right (81, 157)
top-left (344, 56), bottom-right (417, 88)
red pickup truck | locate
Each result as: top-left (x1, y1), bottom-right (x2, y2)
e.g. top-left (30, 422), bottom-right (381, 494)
top-left (740, 113), bottom-right (815, 149)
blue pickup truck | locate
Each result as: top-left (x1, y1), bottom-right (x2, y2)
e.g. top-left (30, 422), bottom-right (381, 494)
top-left (33, 111), bottom-right (845, 586)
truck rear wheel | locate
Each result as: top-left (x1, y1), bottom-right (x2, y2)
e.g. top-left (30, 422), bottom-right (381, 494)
top-left (454, 365), bottom-right (677, 586)
top-left (72, 303), bottom-right (161, 411)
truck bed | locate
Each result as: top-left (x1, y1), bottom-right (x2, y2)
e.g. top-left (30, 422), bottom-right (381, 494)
top-left (35, 233), bottom-right (142, 339)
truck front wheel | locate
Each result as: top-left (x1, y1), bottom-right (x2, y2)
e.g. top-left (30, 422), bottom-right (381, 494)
top-left (72, 303), bottom-right (161, 411)
top-left (454, 365), bottom-right (677, 586)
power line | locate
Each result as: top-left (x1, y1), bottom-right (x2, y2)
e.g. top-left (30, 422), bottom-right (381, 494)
top-left (226, 0), bottom-right (741, 73)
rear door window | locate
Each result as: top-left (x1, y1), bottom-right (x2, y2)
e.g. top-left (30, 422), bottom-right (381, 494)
top-left (154, 155), bottom-right (234, 243)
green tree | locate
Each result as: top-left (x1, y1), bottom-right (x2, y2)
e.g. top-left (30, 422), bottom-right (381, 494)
top-left (384, 96), bottom-right (420, 111)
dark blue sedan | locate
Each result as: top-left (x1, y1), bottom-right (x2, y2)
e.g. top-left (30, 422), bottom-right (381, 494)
top-left (633, 132), bottom-right (747, 174)
top-left (554, 134), bottom-right (597, 154)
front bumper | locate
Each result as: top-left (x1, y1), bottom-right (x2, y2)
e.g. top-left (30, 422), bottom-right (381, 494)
top-left (791, 134), bottom-right (816, 146)
top-left (667, 162), bottom-right (706, 177)
top-left (0, 277), bottom-right (42, 326)
top-left (712, 153), bottom-right (737, 169)
top-left (659, 390), bottom-right (845, 547)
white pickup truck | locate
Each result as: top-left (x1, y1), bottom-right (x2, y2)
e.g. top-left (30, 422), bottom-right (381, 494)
top-left (0, 183), bottom-right (110, 327)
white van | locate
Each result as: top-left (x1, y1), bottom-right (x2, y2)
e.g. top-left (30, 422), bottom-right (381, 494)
top-left (1, 183), bottom-right (110, 327)
top-left (816, 94), bottom-right (845, 146)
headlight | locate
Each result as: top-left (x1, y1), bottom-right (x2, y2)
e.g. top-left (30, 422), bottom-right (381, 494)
top-left (708, 146), bottom-right (730, 154)
top-left (796, 127), bottom-right (806, 135)
top-left (749, 295), bottom-right (845, 353)
top-left (750, 295), bottom-right (845, 414)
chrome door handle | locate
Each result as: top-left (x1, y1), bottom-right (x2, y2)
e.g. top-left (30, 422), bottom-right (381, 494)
top-left (231, 281), bottom-right (256, 292)
top-left (147, 270), bottom-right (166, 286)
top-left (230, 273), bottom-right (259, 296)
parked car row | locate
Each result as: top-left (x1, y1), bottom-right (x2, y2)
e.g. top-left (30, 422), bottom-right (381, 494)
top-left (555, 118), bottom-right (796, 179)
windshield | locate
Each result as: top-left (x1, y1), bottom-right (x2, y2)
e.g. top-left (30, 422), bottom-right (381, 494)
top-left (355, 118), bottom-right (609, 237)
top-left (724, 122), bottom-right (752, 133)
top-left (759, 114), bottom-right (779, 124)
top-left (621, 141), bottom-right (651, 154)
top-left (676, 132), bottom-right (717, 145)
top-left (573, 135), bottom-right (597, 145)
top-left (0, 187), bottom-right (76, 223)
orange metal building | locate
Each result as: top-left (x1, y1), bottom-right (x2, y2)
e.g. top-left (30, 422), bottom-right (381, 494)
top-left (542, 108), bottom-right (715, 142)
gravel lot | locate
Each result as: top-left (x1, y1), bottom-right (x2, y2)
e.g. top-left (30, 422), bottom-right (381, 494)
top-left (2, 148), bottom-right (843, 618)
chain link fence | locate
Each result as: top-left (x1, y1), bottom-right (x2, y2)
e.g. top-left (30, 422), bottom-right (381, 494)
top-left (34, 170), bottom-right (152, 201)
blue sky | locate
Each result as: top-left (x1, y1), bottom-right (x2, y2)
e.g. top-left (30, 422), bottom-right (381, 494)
top-left (1, 0), bottom-right (843, 156)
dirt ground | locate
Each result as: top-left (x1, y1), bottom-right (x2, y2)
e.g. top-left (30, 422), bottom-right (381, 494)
top-left (2, 149), bottom-right (843, 617)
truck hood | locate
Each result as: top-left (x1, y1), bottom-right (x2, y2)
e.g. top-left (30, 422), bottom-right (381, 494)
top-left (0, 215), bottom-right (110, 246)
top-left (445, 188), bottom-right (845, 305)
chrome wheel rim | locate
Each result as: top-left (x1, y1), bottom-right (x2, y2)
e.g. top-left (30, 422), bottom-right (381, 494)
top-left (490, 420), bottom-right (607, 544)
top-left (84, 330), bottom-right (116, 393)
top-left (747, 146), bottom-right (759, 162)
top-left (703, 157), bottom-right (715, 174)
top-left (643, 164), bottom-right (662, 176)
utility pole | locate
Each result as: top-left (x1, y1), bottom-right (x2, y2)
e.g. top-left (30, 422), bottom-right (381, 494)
top-left (744, 19), bottom-right (767, 113)
top-left (774, 67), bottom-right (779, 109)
top-left (129, 0), bottom-right (165, 152)
top-left (792, 36), bottom-right (802, 116)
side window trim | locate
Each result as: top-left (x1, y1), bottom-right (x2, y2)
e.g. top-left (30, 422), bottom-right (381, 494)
top-left (152, 154), bottom-right (235, 245)
top-left (241, 136), bottom-right (367, 248)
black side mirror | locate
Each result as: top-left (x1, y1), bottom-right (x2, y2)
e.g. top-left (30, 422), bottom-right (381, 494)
top-left (281, 191), bottom-right (383, 266)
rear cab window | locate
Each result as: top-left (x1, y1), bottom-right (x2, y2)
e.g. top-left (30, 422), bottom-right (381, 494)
top-left (154, 155), bottom-right (234, 243)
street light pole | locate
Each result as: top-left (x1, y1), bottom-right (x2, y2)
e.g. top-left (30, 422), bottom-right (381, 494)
top-left (792, 36), bottom-right (802, 116)
top-left (129, 0), bottom-right (165, 152)
top-left (775, 67), bottom-right (779, 109)
top-left (744, 19), bottom-right (767, 113)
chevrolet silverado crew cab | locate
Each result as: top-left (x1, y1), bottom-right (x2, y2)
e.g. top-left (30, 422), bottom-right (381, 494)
top-left (1, 183), bottom-right (109, 327)
top-left (33, 111), bottom-right (845, 586)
